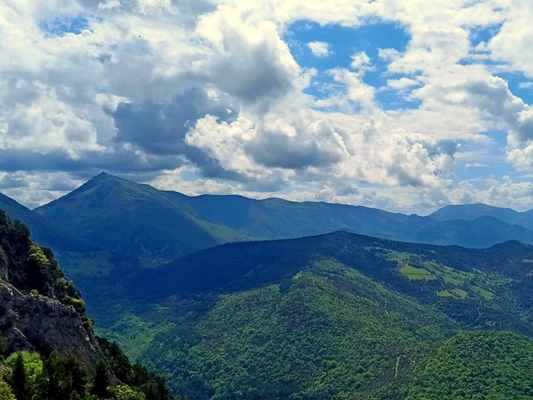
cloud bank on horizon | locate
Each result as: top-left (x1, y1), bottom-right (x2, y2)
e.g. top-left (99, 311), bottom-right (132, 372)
top-left (2, 0), bottom-right (533, 213)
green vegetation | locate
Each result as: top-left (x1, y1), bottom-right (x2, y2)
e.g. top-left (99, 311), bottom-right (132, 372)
top-left (29, 173), bottom-right (533, 267)
top-left (35, 173), bottom-right (252, 261)
top-left (0, 349), bottom-right (169, 400)
top-left (0, 193), bottom-right (90, 253)
top-left (64, 296), bottom-right (87, 314)
top-left (77, 231), bottom-right (533, 400)
top-left (472, 285), bottom-right (494, 300)
top-left (386, 251), bottom-right (505, 302)
top-left (436, 290), bottom-right (453, 297)
top-left (11, 183), bottom-right (533, 400)
top-left (141, 261), bottom-right (454, 399)
top-left (449, 288), bottom-right (468, 299)
top-left (57, 252), bottom-right (116, 277)
top-left (407, 331), bottom-right (533, 400)
top-left (0, 211), bottom-right (173, 400)
top-left (399, 265), bottom-right (435, 280)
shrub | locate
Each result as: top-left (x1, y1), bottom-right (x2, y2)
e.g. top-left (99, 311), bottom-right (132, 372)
top-left (63, 296), bottom-right (86, 314)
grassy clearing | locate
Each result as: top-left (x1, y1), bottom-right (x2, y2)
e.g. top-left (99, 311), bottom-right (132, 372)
top-left (385, 252), bottom-right (410, 262)
top-left (440, 266), bottom-right (472, 286)
top-left (450, 288), bottom-right (468, 299)
top-left (437, 290), bottom-right (454, 297)
top-left (386, 251), bottom-right (436, 280)
top-left (385, 252), bottom-right (505, 301)
top-left (472, 285), bottom-right (494, 300)
top-left (400, 265), bottom-right (436, 280)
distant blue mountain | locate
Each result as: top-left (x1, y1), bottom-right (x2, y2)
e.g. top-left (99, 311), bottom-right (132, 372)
top-left (17, 173), bottom-right (533, 259)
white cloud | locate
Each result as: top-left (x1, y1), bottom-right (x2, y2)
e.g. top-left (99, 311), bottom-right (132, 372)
top-left (519, 82), bottom-right (533, 89)
top-left (387, 77), bottom-right (421, 90)
top-left (465, 163), bottom-right (487, 169)
top-left (2, 0), bottom-right (533, 214)
top-left (307, 41), bottom-right (332, 58)
top-left (350, 51), bottom-right (371, 70)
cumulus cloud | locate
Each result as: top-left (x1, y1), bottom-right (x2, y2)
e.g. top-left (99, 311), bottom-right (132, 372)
top-left (387, 77), bottom-right (420, 90)
top-left (350, 51), bottom-right (371, 70)
top-left (1, 0), bottom-right (533, 214)
top-left (185, 114), bottom-right (349, 173)
top-left (307, 41), bottom-right (332, 58)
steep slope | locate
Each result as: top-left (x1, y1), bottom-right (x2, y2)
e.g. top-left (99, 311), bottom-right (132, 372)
top-left (35, 173), bottom-right (250, 260)
top-left (0, 209), bottom-right (173, 400)
top-left (166, 261), bottom-right (455, 400)
top-left (0, 209), bottom-right (104, 370)
top-left (92, 258), bottom-right (457, 399)
top-left (74, 231), bottom-right (533, 399)
top-left (407, 331), bottom-right (533, 400)
top-left (0, 192), bottom-right (92, 252)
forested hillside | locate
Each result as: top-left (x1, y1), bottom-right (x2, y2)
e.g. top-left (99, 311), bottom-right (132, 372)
top-left (0, 193), bottom-right (92, 252)
top-left (0, 210), bottom-right (172, 400)
top-left (7, 176), bottom-right (533, 399)
top-left (72, 231), bottom-right (533, 399)
top-left (407, 331), bottom-right (533, 400)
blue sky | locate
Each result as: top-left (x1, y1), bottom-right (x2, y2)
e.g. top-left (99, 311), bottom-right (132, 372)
top-left (285, 15), bottom-right (533, 191)
top-left (2, 0), bottom-right (533, 213)
top-left (287, 20), bottom-right (417, 109)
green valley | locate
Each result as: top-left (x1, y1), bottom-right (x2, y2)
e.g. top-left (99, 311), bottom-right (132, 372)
top-left (65, 231), bottom-right (533, 399)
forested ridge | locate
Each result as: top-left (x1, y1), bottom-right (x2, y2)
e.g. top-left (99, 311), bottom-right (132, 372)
top-left (0, 210), bottom-right (172, 400)
top-left (75, 231), bottom-right (533, 399)
top-left (6, 191), bottom-right (533, 399)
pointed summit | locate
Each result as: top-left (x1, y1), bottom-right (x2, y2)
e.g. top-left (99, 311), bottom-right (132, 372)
top-left (34, 174), bottom-right (247, 260)
top-left (74, 172), bottom-right (141, 196)
top-left (87, 171), bottom-right (118, 183)
top-left (94, 171), bottom-right (110, 179)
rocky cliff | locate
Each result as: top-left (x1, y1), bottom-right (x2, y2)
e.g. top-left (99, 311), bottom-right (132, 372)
top-left (0, 210), bottom-right (105, 372)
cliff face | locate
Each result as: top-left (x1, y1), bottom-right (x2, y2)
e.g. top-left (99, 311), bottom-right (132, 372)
top-left (0, 283), bottom-right (103, 369)
top-left (0, 210), bottom-right (105, 372)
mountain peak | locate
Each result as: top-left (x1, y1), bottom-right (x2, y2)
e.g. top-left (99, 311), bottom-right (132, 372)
top-left (90, 171), bottom-right (117, 183)
top-left (81, 172), bottom-right (134, 191)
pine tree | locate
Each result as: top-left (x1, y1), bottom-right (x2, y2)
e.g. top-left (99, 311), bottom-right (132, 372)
top-left (11, 353), bottom-right (27, 400)
top-left (92, 362), bottom-right (110, 398)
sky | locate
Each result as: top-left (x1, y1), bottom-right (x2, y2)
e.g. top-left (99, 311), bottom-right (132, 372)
top-left (2, 0), bottom-right (533, 214)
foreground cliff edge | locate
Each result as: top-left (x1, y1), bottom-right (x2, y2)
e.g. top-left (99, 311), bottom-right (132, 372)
top-left (0, 209), bottom-right (172, 400)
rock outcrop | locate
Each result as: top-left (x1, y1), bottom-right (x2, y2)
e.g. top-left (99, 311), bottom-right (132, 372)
top-left (0, 210), bottom-right (105, 372)
top-left (0, 282), bottom-right (104, 371)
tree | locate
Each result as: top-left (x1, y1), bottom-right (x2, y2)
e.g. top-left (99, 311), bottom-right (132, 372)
top-left (92, 362), bottom-right (110, 398)
top-left (41, 354), bottom-right (88, 400)
top-left (0, 381), bottom-right (15, 400)
top-left (109, 385), bottom-right (146, 400)
top-left (10, 353), bottom-right (27, 400)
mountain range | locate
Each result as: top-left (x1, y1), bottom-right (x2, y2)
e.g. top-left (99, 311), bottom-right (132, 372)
top-left (5, 173), bottom-right (533, 399)
top-left (77, 231), bottom-right (533, 399)
top-left (430, 203), bottom-right (533, 228)
top-left (1, 171), bottom-right (528, 263)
